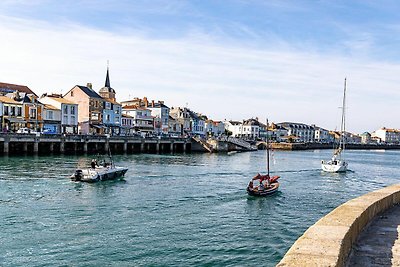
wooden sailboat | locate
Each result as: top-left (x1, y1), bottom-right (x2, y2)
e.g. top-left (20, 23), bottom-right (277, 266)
top-left (321, 78), bottom-right (349, 172)
top-left (247, 119), bottom-right (280, 196)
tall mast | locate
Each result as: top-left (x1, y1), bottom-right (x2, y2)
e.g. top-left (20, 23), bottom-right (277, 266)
top-left (266, 119), bottom-right (270, 176)
top-left (341, 78), bottom-right (346, 154)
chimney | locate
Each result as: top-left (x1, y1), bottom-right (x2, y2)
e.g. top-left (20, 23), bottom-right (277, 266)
top-left (143, 97), bottom-right (148, 107)
top-left (87, 83), bottom-right (92, 89)
top-left (152, 100), bottom-right (155, 107)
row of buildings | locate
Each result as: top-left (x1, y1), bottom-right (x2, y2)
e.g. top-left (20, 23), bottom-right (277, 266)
top-left (0, 69), bottom-right (399, 144)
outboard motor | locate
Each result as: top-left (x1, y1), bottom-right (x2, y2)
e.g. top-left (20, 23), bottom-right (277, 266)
top-left (73, 169), bottom-right (83, 181)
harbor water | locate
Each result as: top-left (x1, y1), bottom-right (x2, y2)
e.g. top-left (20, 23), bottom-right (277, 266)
top-left (0, 149), bottom-right (399, 266)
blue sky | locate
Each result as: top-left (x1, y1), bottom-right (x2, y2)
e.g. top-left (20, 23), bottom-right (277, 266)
top-left (1, 0), bottom-right (399, 132)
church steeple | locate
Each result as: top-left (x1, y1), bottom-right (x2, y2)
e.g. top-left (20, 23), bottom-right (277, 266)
top-left (99, 61), bottom-right (116, 101)
top-left (105, 67), bottom-right (111, 88)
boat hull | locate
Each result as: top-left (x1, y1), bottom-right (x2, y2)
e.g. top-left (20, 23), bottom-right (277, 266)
top-left (321, 160), bottom-right (348, 173)
top-left (71, 167), bottom-right (128, 183)
top-left (247, 182), bottom-right (279, 197)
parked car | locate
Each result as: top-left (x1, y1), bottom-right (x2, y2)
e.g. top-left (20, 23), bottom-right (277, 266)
top-left (17, 128), bottom-right (37, 134)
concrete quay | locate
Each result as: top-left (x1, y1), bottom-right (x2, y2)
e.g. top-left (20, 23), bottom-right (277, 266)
top-left (0, 133), bottom-right (191, 155)
top-left (277, 184), bottom-right (400, 267)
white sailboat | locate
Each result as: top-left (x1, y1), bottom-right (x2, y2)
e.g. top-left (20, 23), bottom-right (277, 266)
top-left (321, 78), bottom-right (348, 173)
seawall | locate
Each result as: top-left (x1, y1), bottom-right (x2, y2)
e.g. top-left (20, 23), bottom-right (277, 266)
top-left (277, 184), bottom-right (400, 267)
top-left (270, 142), bottom-right (400, 150)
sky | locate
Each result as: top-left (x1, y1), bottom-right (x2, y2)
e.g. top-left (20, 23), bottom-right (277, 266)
top-left (1, 0), bottom-right (399, 133)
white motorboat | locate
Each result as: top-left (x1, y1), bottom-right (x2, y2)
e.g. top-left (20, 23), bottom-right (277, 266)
top-left (71, 158), bottom-right (128, 183)
top-left (322, 78), bottom-right (348, 173)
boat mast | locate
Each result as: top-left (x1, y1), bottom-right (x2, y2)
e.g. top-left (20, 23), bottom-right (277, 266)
top-left (266, 119), bottom-right (270, 176)
top-left (340, 78), bottom-right (347, 159)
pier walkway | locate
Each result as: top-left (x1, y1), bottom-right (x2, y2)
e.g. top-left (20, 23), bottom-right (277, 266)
top-left (347, 204), bottom-right (400, 266)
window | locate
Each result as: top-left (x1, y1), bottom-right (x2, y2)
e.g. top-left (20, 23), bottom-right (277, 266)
top-left (91, 113), bottom-right (99, 121)
top-left (71, 91), bottom-right (74, 97)
top-left (10, 106), bottom-right (15, 116)
top-left (17, 107), bottom-right (22, 116)
top-left (63, 115), bottom-right (68, 124)
top-left (70, 116), bottom-right (75, 125)
top-left (29, 108), bottom-right (37, 119)
top-left (48, 110), bottom-right (54, 120)
top-left (4, 106), bottom-right (8, 116)
top-left (70, 106), bottom-right (75, 115)
top-left (64, 105), bottom-right (68, 114)
top-left (106, 114), bottom-right (110, 122)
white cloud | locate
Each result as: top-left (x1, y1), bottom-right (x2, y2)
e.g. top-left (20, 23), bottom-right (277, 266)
top-left (0, 15), bottom-right (399, 133)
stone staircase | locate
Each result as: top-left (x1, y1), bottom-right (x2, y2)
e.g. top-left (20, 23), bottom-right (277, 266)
top-left (227, 137), bottom-right (257, 151)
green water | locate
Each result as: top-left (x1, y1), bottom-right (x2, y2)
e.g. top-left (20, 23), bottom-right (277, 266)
top-left (0, 150), bottom-right (399, 266)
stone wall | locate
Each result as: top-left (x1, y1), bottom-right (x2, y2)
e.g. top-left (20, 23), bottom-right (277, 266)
top-left (277, 184), bottom-right (400, 267)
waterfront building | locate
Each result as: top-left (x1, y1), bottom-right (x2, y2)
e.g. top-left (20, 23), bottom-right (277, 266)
top-left (121, 113), bottom-right (134, 135)
top-left (205, 120), bottom-right (225, 137)
top-left (224, 119), bottom-right (260, 140)
top-left (312, 125), bottom-right (332, 143)
top-left (121, 97), bottom-right (169, 134)
top-left (372, 127), bottom-right (400, 143)
top-left (103, 98), bottom-right (122, 136)
top-left (359, 132), bottom-right (372, 144)
top-left (224, 120), bottom-right (242, 137)
top-left (170, 107), bottom-right (192, 135)
top-left (269, 123), bottom-right (288, 142)
top-left (122, 105), bottom-right (154, 134)
top-left (187, 110), bottom-right (206, 137)
top-left (63, 84), bottom-right (104, 134)
top-left (6, 92), bottom-right (44, 132)
top-left (0, 83), bottom-right (42, 132)
top-left (168, 115), bottom-right (182, 137)
top-left (277, 122), bottom-right (315, 142)
top-left (40, 94), bottom-right (78, 134)
top-left (0, 95), bottom-right (23, 132)
top-left (42, 104), bottom-right (61, 134)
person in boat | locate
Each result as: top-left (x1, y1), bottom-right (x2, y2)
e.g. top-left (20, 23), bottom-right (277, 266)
top-left (259, 181), bottom-right (265, 191)
top-left (91, 159), bottom-right (97, 169)
top-left (248, 180), bottom-right (254, 190)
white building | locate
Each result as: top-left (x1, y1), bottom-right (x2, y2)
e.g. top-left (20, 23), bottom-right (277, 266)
top-left (372, 127), bottom-right (400, 143)
top-left (121, 97), bottom-right (169, 134)
top-left (40, 94), bottom-right (78, 134)
top-left (224, 119), bottom-right (260, 140)
top-left (313, 125), bottom-right (332, 143)
top-left (122, 105), bottom-right (154, 134)
top-left (42, 104), bottom-right (61, 133)
top-left (121, 113), bottom-right (134, 135)
top-left (277, 122), bottom-right (315, 142)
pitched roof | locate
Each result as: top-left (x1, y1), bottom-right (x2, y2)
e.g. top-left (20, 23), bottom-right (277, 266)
top-left (75, 85), bottom-right (103, 99)
top-left (43, 96), bottom-right (77, 105)
top-left (43, 104), bottom-right (59, 110)
top-left (0, 82), bottom-right (37, 96)
top-left (0, 96), bottom-right (21, 104)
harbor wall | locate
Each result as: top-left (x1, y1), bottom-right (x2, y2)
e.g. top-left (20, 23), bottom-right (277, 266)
top-left (277, 184), bottom-right (400, 267)
top-left (270, 142), bottom-right (400, 150)
top-left (0, 133), bottom-right (191, 155)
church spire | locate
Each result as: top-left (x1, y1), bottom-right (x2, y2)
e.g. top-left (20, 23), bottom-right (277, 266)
top-left (105, 60), bottom-right (110, 88)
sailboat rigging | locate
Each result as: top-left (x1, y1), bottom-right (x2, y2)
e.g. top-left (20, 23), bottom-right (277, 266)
top-left (321, 78), bottom-right (349, 173)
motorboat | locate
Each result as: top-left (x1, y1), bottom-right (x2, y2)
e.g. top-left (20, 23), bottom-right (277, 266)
top-left (71, 158), bottom-right (128, 183)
